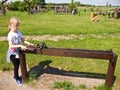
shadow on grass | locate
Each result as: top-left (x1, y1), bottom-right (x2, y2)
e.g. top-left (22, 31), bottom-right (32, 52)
top-left (28, 60), bottom-right (116, 86)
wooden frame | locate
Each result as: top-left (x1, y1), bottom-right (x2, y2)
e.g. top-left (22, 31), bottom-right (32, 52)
top-left (19, 47), bottom-right (117, 87)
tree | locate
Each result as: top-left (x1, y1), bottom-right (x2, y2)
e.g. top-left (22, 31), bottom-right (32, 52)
top-left (24, 0), bottom-right (33, 14)
top-left (39, 0), bottom-right (45, 7)
top-left (1, 0), bottom-right (8, 4)
top-left (7, 1), bottom-right (27, 12)
top-left (75, 1), bottom-right (81, 6)
top-left (24, 0), bottom-right (45, 14)
top-left (69, 0), bottom-right (76, 10)
top-left (8, 1), bottom-right (21, 11)
top-left (47, 2), bottom-right (52, 11)
top-left (71, 0), bottom-right (74, 3)
top-left (0, 0), bottom-right (8, 15)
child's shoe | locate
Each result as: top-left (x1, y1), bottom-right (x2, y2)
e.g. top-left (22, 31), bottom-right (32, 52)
top-left (16, 79), bottom-right (22, 86)
top-left (13, 77), bottom-right (22, 86)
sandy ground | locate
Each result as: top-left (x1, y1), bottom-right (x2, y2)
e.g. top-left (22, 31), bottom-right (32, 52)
top-left (0, 69), bottom-right (105, 90)
top-left (0, 34), bottom-right (108, 42)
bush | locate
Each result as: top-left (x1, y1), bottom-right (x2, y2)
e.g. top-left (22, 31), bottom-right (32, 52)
top-left (53, 81), bottom-right (75, 90)
top-left (7, 1), bottom-right (27, 11)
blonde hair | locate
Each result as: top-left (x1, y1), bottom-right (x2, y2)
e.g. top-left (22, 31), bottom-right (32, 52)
top-left (8, 17), bottom-right (20, 32)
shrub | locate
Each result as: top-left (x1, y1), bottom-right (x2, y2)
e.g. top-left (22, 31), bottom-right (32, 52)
top-left (53, 81), bottom-right (75, 90)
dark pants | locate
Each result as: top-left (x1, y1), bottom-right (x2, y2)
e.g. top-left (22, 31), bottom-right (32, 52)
top-left (10, 55), bottom-right (20, 80)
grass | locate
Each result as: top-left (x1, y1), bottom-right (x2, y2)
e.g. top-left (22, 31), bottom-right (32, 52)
top-left (0, 10), bottom-right (120, 89)
top-left (94, 84), bottom-right (112, 90)
top-left (53, 81), bottom-right (75, 90)
top-left (0, 10), bottom-right (120, 36)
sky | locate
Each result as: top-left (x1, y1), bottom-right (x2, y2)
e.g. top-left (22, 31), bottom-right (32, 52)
top-left (1, 0), bottom-right (120, 6)
top-left (45, 0), bottom-right (120, 6)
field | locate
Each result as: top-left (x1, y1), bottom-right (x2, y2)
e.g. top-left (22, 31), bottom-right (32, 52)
top-left (0, 9), bottom-right (120, 89)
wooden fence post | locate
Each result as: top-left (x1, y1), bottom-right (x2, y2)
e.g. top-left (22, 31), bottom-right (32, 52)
top-left (105, 54), bottom-right (117, 86)
top-left (19, 50), bottom-right (28, 83)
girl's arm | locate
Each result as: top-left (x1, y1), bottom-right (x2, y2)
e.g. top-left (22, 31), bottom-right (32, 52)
top-left (21, 37), bottom-right (34, 46)
top-left (8, 40), bottom-right (27, 50)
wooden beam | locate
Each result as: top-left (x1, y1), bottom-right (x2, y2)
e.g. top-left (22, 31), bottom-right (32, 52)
top-left (23, 47), bottom-right (114, 60)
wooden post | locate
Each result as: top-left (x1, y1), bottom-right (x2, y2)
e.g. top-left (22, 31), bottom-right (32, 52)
top-left (105, 54), bottom-right (117, 87)
top-left (19, 50), bottom-right (28, 83)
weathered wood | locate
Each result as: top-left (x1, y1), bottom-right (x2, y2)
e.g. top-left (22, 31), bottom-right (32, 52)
top-left (19, 47), bottom-right (118, 87)
top-left (23, 47), bottom-right (114, 60)
top-left (105, 54), bottom-right (117, 86)
top-left (19, 50), bottom-right (28, 83)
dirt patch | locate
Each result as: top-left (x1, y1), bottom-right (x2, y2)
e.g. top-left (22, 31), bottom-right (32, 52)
top-left (0, 69), bottom-right (105, 90)
top-left (1, 34), bottom-right (119, 42)
top-left (0, 35), bottom-right (81, 42)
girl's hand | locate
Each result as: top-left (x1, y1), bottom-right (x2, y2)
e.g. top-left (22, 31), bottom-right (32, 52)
top-left (29, 43), bottom-right (34, 46)
top-left (26, 43), bottom-right (35, 48)
top-left (20, 45), bottom-right (27, 51)
top-left (23, 40), bottom-right (35, 47)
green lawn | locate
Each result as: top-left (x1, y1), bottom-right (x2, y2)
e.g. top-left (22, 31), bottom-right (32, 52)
top-left (0, 10), bottom-right (120, 89)
top-left (0, 10), bottom-right (120, 36)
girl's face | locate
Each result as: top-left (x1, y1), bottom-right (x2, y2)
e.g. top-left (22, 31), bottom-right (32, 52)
top-left (11, 23), bottom-right (19, 32)
top-left (10, 18), bottom-right (19, 32)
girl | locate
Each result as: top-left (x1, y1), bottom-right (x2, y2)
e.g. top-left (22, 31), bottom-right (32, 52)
top-left (6, 17), bottom-right (34, 86)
